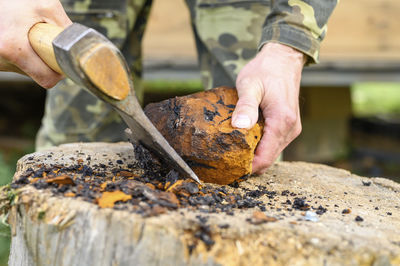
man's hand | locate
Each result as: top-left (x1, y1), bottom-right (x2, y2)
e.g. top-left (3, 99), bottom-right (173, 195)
top-left (232, 42), bottom-right (305, 174)
top-left (0, 0), bottom-right (72, 88)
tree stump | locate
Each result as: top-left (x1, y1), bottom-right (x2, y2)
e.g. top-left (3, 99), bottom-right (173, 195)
top-left (6, 143), bottom-right (400, 266)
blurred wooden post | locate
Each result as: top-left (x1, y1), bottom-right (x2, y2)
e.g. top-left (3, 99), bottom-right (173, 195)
top-left (284, 87), bottom-right (352, 162)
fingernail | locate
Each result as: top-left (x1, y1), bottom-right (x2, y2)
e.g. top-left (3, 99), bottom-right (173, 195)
top-left (233, 114), bottom-right (251, 128)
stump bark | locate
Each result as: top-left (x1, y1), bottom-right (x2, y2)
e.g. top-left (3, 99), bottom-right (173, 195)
top-left (7, 143), bottom-right (400, 266)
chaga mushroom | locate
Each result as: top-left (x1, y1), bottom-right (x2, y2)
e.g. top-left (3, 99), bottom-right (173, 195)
top-left (144, 86), bottom-right (263, 185)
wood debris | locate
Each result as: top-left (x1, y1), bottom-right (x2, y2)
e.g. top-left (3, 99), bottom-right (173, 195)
top-left (248, 211), bottom-right (277, 225)
top-left (45, 175), bottom-right (75, 185)
top-left (97, 191), bottom-right (132, 208)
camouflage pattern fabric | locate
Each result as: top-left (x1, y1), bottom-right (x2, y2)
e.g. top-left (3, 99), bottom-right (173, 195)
top-left (36, 0), bottom-right (152, 149)
top-left (261, 0), bottom-right (338, 64)
top-left (36, 0), bottom-right (337, 150)
top-left (186, 0), bottom-right (271, 90)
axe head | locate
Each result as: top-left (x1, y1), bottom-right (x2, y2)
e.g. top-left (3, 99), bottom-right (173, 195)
top-left (53, 23), bottom-right (130, 101)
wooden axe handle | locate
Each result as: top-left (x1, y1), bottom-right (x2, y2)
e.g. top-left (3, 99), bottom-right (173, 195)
top-left (28, 23), bottom-right (64, 74)
top-left (0, 23), bottom-right (63, 74)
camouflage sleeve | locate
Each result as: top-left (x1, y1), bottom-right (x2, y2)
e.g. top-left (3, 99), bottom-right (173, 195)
top-left (259, 0), bottom-right (338, 64)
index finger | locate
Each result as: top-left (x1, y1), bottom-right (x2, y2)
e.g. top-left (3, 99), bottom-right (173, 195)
top-left (251, 119), bottom-right (285, 174)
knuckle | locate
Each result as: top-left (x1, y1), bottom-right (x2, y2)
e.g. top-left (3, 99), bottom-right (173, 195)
top-left (283, 110), bottom-right (298, 128)
top-left (236, 99), bottom-right (257, 111)
top-left (39, 0), bottom-right (55, 8)
top-left (36, 0), bottom-right (58, 14)
top-left (45, 79), bottom-right (59, 89)
top-left (293, 123), bottom-right (302, 137)
top-left (41, 82), bottom-right (56, 89)
top-left (267, 109), bottom-right (300, 137)
top-left (255, 163), bottom-right (272, 174)
top-left (38, 0), bottom-right (67, 18)
top-left (236, 76), bottom-right (253, 89)
top-left (37, 75), bottom-right (60, 89)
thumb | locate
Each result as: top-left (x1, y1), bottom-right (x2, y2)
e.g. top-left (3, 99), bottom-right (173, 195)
top-left (232, 79), bottom-right (263, 129)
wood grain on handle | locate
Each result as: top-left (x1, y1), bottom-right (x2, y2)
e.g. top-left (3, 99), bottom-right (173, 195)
top-left (28, 23), bottom-right (64, 74)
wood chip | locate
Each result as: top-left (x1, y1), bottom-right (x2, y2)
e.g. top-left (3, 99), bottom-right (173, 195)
top-left (146, 183), bottom-right (156, 190)
top-left (166, 180), bottom-right (184, 192)
top-left (249, 211), bottom-right (277, 225)
top-left (147, 206), bottom-right (167, 217)
top-left (119, 171), bottom-right (136, 178)
top-left (100, 182), bottom-right (107, 190)
top-left (158, 191), bottom-right (180, 207)
top-left (97, 191), bottom-right (132, 208)
top-left (45, 175), bottom-right (75, 185)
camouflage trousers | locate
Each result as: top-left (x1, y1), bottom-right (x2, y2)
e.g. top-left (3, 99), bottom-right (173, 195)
top-left (36, 0), bottom-right (271, 150)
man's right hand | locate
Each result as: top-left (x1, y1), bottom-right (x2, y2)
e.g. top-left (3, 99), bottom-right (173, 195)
top-left (0, 0), bottom-right (72, 88)
top-left (232, 43), bottom-right (305, 174)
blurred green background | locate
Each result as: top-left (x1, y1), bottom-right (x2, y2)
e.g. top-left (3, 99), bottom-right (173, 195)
top-left (352, 82), bottom-right (400, 116)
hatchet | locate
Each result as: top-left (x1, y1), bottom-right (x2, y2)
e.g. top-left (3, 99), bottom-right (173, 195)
top-left (0, 23), bottom-right (201, 184)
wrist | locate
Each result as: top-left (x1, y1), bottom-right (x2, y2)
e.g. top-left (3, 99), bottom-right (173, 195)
top-left (259, 42), bottom-right (306, 67)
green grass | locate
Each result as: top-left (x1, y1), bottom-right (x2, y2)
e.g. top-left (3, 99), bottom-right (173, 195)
top-left (143, 79), bottom-right (203, 94)
top-left (0, 147), bottom-right (34, 266)
top-left (0, 154), bottom-right (13, 187)
top-left (351, 82), bottom-right (400, 117)
top-left (0, 154), bottom-right (13, 266)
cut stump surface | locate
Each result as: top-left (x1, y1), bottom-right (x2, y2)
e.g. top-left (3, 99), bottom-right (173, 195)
top-left (7, 142), bottom-right (400, 266)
